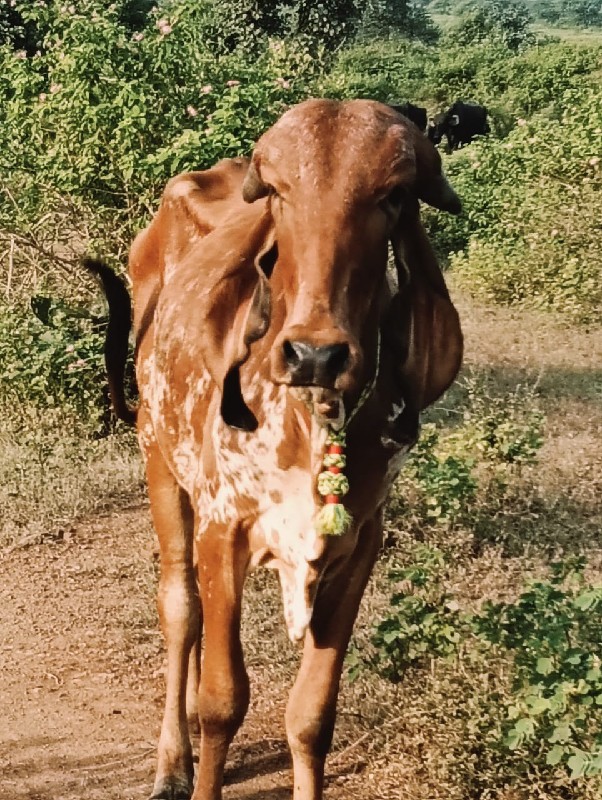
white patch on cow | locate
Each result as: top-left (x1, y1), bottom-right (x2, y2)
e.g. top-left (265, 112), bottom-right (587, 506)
top-left (192, 379), bottom-right (330, 641)
top-left (138, 421), bottom-right (156, 458)
top-left (388, 400), bottom-right (405, 422)
top-left (163, 257), bottom-right (179, 284)
top-left (171, 373), bottom-right (211, 494)
top-left (279, 559), bottom-right (320, 643)
top-left (143, 352), bottom-right (171, 435)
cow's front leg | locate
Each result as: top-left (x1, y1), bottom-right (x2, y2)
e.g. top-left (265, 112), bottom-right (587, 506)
top-left (286, 518), bottom-right (383, 800)
top-left (192, 522), bottom-right (250, 800)
top-left (186, 635), bottom-right (201, 734)
top-left (145, 436), bottom-right (199, 800)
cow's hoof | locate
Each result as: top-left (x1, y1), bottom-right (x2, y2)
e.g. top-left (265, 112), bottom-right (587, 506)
top-left (149, 776), bottom-right (192, 800)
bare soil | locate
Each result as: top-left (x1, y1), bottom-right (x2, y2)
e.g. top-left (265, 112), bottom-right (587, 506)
top-left (0, 508), bottom-right (373, 800)
top-left (1, 296), bottom-right (601, 800)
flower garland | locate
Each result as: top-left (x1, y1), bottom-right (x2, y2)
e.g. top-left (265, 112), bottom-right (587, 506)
top-left (315, 331), bottom-right (381, 536)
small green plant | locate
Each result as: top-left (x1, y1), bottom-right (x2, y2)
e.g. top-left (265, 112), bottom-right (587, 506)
top-left (462, 378), bottom-right (545, 469)
top-left (368, 546), bottom-right (469, 680)
top-left (476, 558), bottom-right (602, 777)
top-left (403, 424), bottom-right (478, 527)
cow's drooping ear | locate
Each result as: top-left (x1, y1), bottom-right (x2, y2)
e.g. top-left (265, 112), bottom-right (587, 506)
top-left (217, 222), bottom-right (275, 430)
top-left (411, 130), bottom-right (462, 214)
top-left (183, 205), bottom-right (274, 431)
top-left (387, 206), bottom-right (463, 412)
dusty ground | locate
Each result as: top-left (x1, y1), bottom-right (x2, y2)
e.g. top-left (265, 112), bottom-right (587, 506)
top-left (1, 296), bottom-right (600, 800)
top-left (0, 505), bottom-right (378, 800)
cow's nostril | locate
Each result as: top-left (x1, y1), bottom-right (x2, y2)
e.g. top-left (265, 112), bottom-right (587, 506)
top-left (322, 343), bottom-right (349, 378)
top-left (282, 339), bottom-right (306, 368)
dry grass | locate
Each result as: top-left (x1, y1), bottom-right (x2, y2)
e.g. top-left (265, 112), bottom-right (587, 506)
top-left (0, 409), bottom-right (144, 549)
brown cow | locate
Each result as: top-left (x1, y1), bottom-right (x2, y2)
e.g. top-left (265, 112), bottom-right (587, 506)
top-left (87, 98), bottom-right (463, 800)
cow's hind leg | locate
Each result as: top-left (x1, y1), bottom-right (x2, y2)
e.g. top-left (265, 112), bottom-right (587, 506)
top-left (191, 523), bottom-right (250, 800)
top-left (145, 436), bottom-right (199, 800)
top-left (286, 518), bottom-right (383, 800)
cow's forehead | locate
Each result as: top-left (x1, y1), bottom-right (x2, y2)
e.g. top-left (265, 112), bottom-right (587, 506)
top-left (258, 99), bottom-right (416, 197)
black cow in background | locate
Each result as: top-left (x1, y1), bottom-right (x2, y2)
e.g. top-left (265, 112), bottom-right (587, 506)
top-left (388, 101), bottom-right (428, 132)
top-left (428, 100), bottom-right (490, 150)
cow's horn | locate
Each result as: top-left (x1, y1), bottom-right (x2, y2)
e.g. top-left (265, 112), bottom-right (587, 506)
top-left (242, 159), bottom-right (269, 203)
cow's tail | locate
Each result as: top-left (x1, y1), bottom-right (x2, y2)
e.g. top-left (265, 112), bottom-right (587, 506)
top-left (83, 258), bottom-right (137, 425)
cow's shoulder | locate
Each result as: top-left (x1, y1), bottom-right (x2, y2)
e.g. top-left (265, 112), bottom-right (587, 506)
top-left (128, 157), bottom-right (252, 340)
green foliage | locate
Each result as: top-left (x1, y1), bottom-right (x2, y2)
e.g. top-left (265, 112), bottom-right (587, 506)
top-left (389, 379), bottom-right (544, 532)
top-left (476, 558), bottom-right (602, 776)
top-left (368, 546), bottom-right (468, 680)
top-left (403, 424), bottom-right (477, 526)
top-left (567, 0), bottom-right (602, 27)
top-left (366, 549), bottom-right (602, 780)
top-left (358, 0), bottom-right (440, 42)
top-left (446, 86), bottom-right (602, 322)
top-left (446, 0), bottom-right (534, 51)
top-left (0, 0), bottom-right (315, 307)
top-left (0, 299), bottom-right (106, 427)
top-left (462, 378), bottom-right (544, 469)
top-left (199, 0), bottom-right (364, 56)
top-left (531, 0), bottom-right (602, 28)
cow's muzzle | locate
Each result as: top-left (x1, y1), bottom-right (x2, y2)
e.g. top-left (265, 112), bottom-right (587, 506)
top-left (271, 326), bottom-right (361, 391)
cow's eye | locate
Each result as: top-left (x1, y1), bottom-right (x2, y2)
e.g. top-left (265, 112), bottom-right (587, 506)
top-left (379, 185), bottom-right (406, 217)
top-left (386, 185), bottom-right (405, 208)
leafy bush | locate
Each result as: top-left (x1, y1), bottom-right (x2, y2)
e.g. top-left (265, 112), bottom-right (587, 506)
top-left (401, 424), bottom-right (477, 527)
top-left (388, 378), bottom-right (544, 535)
top-left (0, 299), bottom-right (106, 427)
top-left (445, 86), bottom-right (602, 322)
top-left (365, 552), bottom-right (602, 782)
top-left (446, 0), bottom-right (535, 51)
top-left (476, 558), bottom-right (602, 777)
top-left (368, 546), bottom-right (468, 680)
top-left (358, 0), bottom-right (440, 43)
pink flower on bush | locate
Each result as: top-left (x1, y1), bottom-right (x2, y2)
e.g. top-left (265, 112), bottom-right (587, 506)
top-left (50, 83), bottom-right (62, 94)
top-left (186, 105), bottom-right (198, 117)
top-left (226, 80), bottom-right (240, 87)
top-left (200, 84), bottom-right (212, 94)
top-left (38, 93), bottom-right (47, 102)
top-left (132, 32), bottom-right (144, 42)
top-left (275, 77), bottom-right (290, 89)
top-left (15, 50), bottom-right (27, 60)
top-left (517, 118), bottom-right (527, 127)
top-left (156, 18), bottom-right (172, 35)
top-left (205, 127), bottom-right (214, 136)
top-left (588, 156), bottom-right (600, 168)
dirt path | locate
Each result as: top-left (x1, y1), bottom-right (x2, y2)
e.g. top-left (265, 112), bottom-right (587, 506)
top-left (0, 507), bottom-right (368, 800)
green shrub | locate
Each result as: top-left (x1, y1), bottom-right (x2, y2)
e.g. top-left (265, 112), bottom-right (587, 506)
top-left (476, 558), bottom-right (602, 777)
top-left (365, 552), bottom-right (602, 782)
top-left (0, 299), bottom-right (106, 427)
top-left (368, 545), bottom-right (469, 680)
top-left (446, 86), bottom-right (602, 322)
top-left (388, 379), bottom-right (544, 534)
